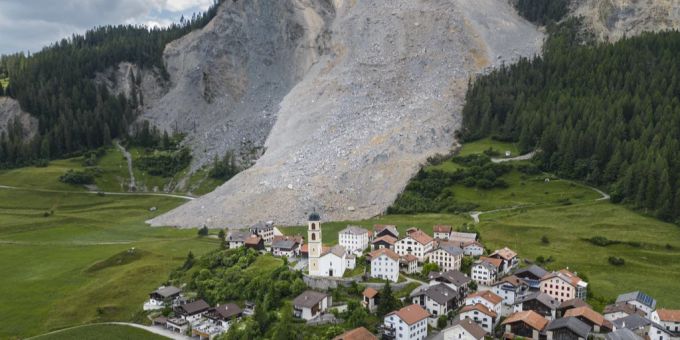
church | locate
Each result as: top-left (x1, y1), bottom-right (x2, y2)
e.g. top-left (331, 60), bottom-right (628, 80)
top-left (307, 211), bottom-right (355, 278)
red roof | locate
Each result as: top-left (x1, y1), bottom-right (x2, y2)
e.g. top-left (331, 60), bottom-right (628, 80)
top-left (388, 304), bottom-right (430, 325)
top-left (333, 327), bottom-right (377, 340)
top-left (502, 310), bottom-right (548, 331)
top-left (363, 287), bottom-right (379, 299)
top-left (369, 248), bottom-right (400, 261)
top-left (467, 290), bottom-right (503, 306)
top-left (433, 225), bottom-right (452, 233)
top-left (372, 235), bottom-right (397, 245)
top-left (407, 229), bottom-right (434, 245)
top-left (479, 256), bottom-right (503, 268)
top-left (460, 303), bottom-right (497, 318)
top-left (658, 309), bottom-right (680, 322)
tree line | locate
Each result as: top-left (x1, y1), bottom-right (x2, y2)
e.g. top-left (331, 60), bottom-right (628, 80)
top-left (460, 20), bottom-right (680, 223)
top-left (0, 0), bottom-right (224, 168)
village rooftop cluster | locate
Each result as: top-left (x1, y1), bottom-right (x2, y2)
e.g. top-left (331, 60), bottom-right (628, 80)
top-left (143, 213), bottom-right (680, 340)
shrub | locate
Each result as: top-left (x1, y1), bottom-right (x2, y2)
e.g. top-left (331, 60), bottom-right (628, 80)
top-left (59, 169), bottom-right (95, 185)
top-left (541, 235), bottom-right (550, 244)
top-left (608, 256), bottom-right (625, 266)
top-left (198, 226), bottom-right (209, 236)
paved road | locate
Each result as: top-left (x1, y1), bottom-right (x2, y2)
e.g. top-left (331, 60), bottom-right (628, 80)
top-left (26, 322), bottom-right (188, 340)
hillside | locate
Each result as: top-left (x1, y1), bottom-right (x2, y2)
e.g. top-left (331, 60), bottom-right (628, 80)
top-left (149, 0), bottom-right (544, 227)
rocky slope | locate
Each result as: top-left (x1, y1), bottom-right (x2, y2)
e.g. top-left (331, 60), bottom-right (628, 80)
top-left (149, 0), bottom-right (544, 228)
top-left (0, 97), bottom-right (38, 140)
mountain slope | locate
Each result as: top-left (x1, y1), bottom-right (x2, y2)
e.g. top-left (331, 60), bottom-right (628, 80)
top-left (149, 0), bottom-right (544, 227)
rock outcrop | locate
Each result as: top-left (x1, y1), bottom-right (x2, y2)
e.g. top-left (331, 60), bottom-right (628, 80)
top-left (0, 97), bottom-right (38, 140)
top-left (149, 0), bottom-right (544, 228)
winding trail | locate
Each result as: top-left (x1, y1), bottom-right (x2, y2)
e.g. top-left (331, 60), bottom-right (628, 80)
top-left (491, 150), bottom-right (536, 163)
top-left (114, 140), bottom-right (136, 192)
top-left (26, 322), bottom-right (187, 340)
top-left (0, 184), bottom-right (194, 200)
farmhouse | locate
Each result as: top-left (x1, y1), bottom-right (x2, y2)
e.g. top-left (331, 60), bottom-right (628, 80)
top-left (383, 304), bottom-right (430, 340)
top-left (604, 302), bottom-right (647, 322)
top-left (369, 248), bottom-right (400, 282)
top-left (175, 299), bottom-right (210, 322)
top-left (339, 225), bottom-right (370, 254)
top-left (411, 283), bottom-right (459, 326)
top-left (492, 275), bottom-right (529, 306)
top-left (514, 265), bottom-right (548, 290)
top-left (545, 316), bottom-right (591, 340)
top-left (540, 269), bottom-right (588, 302)
top-left (293, 290), bottom-right (331, 321)
top-left (513, 292), bottom-right (560, 320)
top-left (438, 317), bottom-right (488, 340)
top-left (371, 235), bottom-right (397, 250)
top-left (226, 230), bottom-right (250, 249)
top-left (433, 225), bottom-right (453, 239)
top-left (394, 228), bottom-right (434, 262)
top-left (430, 243), bottom-right (464, 272)
top-left (144, 285), bottom-right (182, 310)
top-left (271, 235), bottom-right (303, 258)
top-left (616, 291), bottom-right (657, 318)
top-left (502, 310), bottom-right (549, 340)
top-left (461, 240), bottom-right (485, 257)
top-left (471, 256), bottom-right (502, 286)
top-left (489, 247), bottom-right (519, 274)
top-left (249, 221), bottom-right (274, 245)
top-left (655, 309), bottom-right (680, 337)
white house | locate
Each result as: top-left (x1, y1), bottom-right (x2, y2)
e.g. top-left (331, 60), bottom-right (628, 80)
top-left (250, 221), bottom-right (274, 245)
top-left (400, 254), bottom-right (419, 274)
top-left (175, 300), bottom-right (210, 323)
top-left (226, 230), bottom-right (250, 249)
top-left (372, 235), bottom-right (398, 250)
top-left (604, 302), bottom-right (647, 322)
top-left (271, 235), bottom-right (302, 258)
top-left (193, 303), bottom-right (242, 339)
top-left (613, 314), bottom-right (671, 340)
top-left (369, 248), bottom-right (400, 282)
top-left (395, 229), bottom-right (434, 262)
top-left (489, 247), bottom-right (519, 274)
top-left (411, 283), bottom-right (458, 326)
top-left (429, 243), bottom-right (464, 272)
top-left (440, 317), bottom-right (488, 340)
top-left (459, 303), bottom-right (499, 334)
top-left (144, 286), bottom-right (182, 311)
top-left (307, 213), bottom-right (351, 277)
top-left (492, 275), bottom-right (530, 306)
top-left (293, 290), bottom-right (331, 321)
top-left (433, 225), bottom-right (453, 240)
top-left (655, 309), bottom-right (680, 337)
top-left (540, 269), bottom-right (588, 303)
top-left (339, 225), bottom-right (370, 254)
top-left (428, 270), bottom-right (472, 303)
top-left (362, 287), bottom-right (379, 313)
top-left (383, 304), bottom-right (430, 340)
top-left (461, 241), bottom-right (485, 257)
top-left (471, 257), bottom-right (502, 286)
top-left (615, 291), bottom-right (657, 319)
top-left (465, 290), bottom-right (503, 317)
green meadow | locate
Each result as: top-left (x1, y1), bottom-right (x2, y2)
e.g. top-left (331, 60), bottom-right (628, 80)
top-left (31, 324), bottom-right (168, 340)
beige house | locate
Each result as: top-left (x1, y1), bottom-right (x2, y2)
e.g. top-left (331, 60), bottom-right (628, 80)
top-left (540, 269), bottom-right (588, 303)
top-left (395, 229), bottom-right (434, 262)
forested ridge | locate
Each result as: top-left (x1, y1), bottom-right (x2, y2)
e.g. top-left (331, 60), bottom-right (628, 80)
top-left (0, 0), bottom-right (224, 168)
top-left (461, 21), bottom-right (680, 222)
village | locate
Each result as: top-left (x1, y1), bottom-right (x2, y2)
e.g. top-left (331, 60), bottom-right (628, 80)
top-left (142, 213), bottom-right (680, 340)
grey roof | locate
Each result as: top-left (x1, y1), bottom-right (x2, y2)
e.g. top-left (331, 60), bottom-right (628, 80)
top-left (418, 283), bottom-right (457, 305)
top-left (605, 328), bottom-right (644, 340)
top-left (449, 231), bottom-right (477, 240)
top-left (227, 230), bottom-right (250, 242)
top-left (272, 239), bottom-right (298, 250)
top-left (293, 290), bottom-right (327, 308)
top-left (211, 303), bottom-right (242, 320)
top-left (616, 291), bottom-right (657, 310)
top-left (451, 317), bottom-right (488, 339)
top-left (323, 244), bottom-right (347, 257)
top-left (475, 260), bottom-right (498, 272)
top-left (429, 270), bottom-right (471, 287)
top-left (178, 299), bottom-right (210, 315)
top-left (514, 265), bottom-right (548, 279)
top-left (546, 317), bottom-right (591, 338)
top-left (612, 315), bottom-right (650, 330)
top-left (340, 225), bottom-right (369, 235)
top-left (250, 221), bottom-right (273, 231)
top-left (153, 286), bottom-right (181, 298)
top-left (516, 292), bottom-right (560, 309)
top-left (375, 225), bottom-right (399, 237)
top-left (438, 244), bottom-right (464, 256)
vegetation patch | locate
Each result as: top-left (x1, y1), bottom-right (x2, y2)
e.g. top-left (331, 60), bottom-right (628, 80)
top-left (85, 248), bottom-right (148, 273)
top-left (31, 324), bottom-right (168, 340)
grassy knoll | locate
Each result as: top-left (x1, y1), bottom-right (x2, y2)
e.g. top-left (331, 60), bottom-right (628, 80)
top-left (31, 324), bottom-right (168, 340)
top-left (0, 188), bottom-right (218, 339)
top-left (458, 137), bottom-right (520, 157)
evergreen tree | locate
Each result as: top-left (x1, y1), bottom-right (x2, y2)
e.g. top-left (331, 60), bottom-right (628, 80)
top-left (377, 281), bottom-right (401, 317)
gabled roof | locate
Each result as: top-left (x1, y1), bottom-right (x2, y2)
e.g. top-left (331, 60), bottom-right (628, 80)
top-left (436, 244), bottom-right (464, 256)
top-left (429, 270), bottom-right (471, 287)
top-left (362, 287), bottom-right (378, 299)
top-left (503, 310), bottom-right (549, 331)
top-left (420, 283), bottom-right (457, 305)
top-left (322, 244), bottom-right (347, 258)
top-left (404, 229), bottom-right (433, 245)
top-left (272, 239), bottom-right (299, 250)
top-left (515, 292), bottom-right (560, 309)
top-left (227, 230), bottom-right (250, 242)
top-left (477, 256), bottom-right (502, 269)
top-left (514, 265), bottom-right (548, 279)
top-left (152, 286), bottom-right (181, 298)
top-left (542, 269), bottom-right (586, 288)
top-left (449, 231), bottom-right (477, 241)
top-left (615, 291), bottom-right (657, 310)
top-left (605, 328), bottom-right (644, 340)
top-left (564, 306), bottom-right (608, 328)
top-left (400, 254), bottom-right (418, 263)
top-left (493, 275), bottom-right (526, 288)
top-left (208, 303), bottom-right (242, 320)
top-left (340, 225), bottom-right (369, 235)
top-left (546, 317), bottom-right (591, 338)
top-left (369, 248), bottom-right (400, 261)
top-left (466, 290), bottom-right (503, 306)
top-left (460, 303), bottom-right (497, 318)
top-left (433, 225), bottom-right (452, 233)
top-left (559, 298), bottom-right (591, 310)
top-left (450, 317), bottom-right (487, 339)
top-left (387, 304), bottom-right (430, 325)
top-left (490, 247), bottom-right (517, 260)
top-left (604, 302), bottom-right (645, 317)
top-left (333, 327), bottom-right (377, 340)
top-left (371, 235), bottom-right (397, 245)
top-left (272, 235), bottom-right (303, 244)
top-left (178, 299), bottom-right (210, 315)
top-left (374, 225), bottom-right (398, 237)
top-left (462, 240), bottom-right (484, 248)
top-left (612, 314), bottom-right (651, 330)
top-left (657, 309), bottom-right (680, 322)
top-left (293, 290), bottom-right (328, 308)
top-left (250, 221), bottom-right (273, 231)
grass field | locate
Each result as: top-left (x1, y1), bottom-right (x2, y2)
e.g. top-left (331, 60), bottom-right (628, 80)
top-left (0, 187), bottom-right (218, 339)
top-left (31, 324), bottom-right (168, 340)
top-left (0, 77), bottom-right (8, 89)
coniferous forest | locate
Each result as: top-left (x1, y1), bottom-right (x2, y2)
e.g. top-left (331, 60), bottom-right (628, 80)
top-left (0, 1), bottom-right (224, 168)
top-left (461, 20), bottom-right (680, 222)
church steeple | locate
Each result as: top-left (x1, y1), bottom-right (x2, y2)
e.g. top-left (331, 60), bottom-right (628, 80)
top-left (307, 210), bottom-right (322, 276)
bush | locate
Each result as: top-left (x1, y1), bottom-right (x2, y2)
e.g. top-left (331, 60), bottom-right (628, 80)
top-left (136, 148), bottom-right (191, 177)
top-left (198, 226), bottom-right (209, 236)
top-left (59, 169), bottom-right (95, 185)
top-left (608, 256), bottom-right (625, 266)
top-left (541, 235), bottom-right (550, 244)
top-left (587, 236), bottom-right (620, 247)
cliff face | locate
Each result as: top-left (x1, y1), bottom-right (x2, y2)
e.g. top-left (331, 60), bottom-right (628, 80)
top-left (149, 0), bottom-right (544, 228)
top-left (0, 97), bottom-right (38, 141)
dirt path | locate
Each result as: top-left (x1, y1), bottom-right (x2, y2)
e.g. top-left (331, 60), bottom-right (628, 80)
top-left (26, 322), bottom-right (188, 340)
top-left (114, 140), bottom-right (136, 192)
top-left (491, 151), bottom-right (536, 163)
top-left (0, 184), bottom-right (194, 200)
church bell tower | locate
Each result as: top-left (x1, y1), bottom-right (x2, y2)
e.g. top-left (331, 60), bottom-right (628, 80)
top-left (307, 210), bottom-right (322, 276)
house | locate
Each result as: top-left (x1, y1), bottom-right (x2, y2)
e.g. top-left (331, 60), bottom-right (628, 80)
top-left (466, 290), bottom-right (503, 317)
top-left (194, 303), bottom-right (242, 339)
top-left (144, 285), bottom-right (181, 310)
top-left (604, 302), bottom-right (647, 322)
top-left (333, 327), bottom-right (378, 340)
top-left (307, 213), bottom-right (352, 277)
top-left (226, 230), bottom-right (250, 249)
top-left (249, 221), bottom-right (274, 245)
top-left (605, 328), bottom-right (645, 340)
top-left (564, 306), bottom-right (613, 333)
top-left (545, 317), bottom-right (591, 340)
top-left (369, 248), bottom-right (400, 282)
top-left (383, 304), bottom-right (430, 340)
top-left (616, 291), bottom-right (657, 318)
top-left (371, 235), bottom-right (397, 250)
top-left (655, 309), bottom-right (680, 337)
top-left (613, 314), bottom-right (671, 340)
top-left (502, 310), bottom-right (549, 340)
top-left (271, 236), bottom-right (302, 258)
top-left (400, 254), bottom-right (419, 274)
top-left (489, 247), bottom-right (519, 274)
top-left (394, 229), bottom-right (434, 262)
top-left (175, 299), bottom-right (210, 322)
top-left (339, 225), bottom-right (370, 254)
top-left (374, 225), bottom-right (399, 239)
top-left (244, 235), bottom-right (265, 251)
top-left (461, 241), bottom-right (485, 257)
top-left (540, 269), bottom-right (588, 303)
top-left (450, 231), bottom-right (477, 244)
top-left (513, 292), bottom-right (560, 320)
top-left (557, 299), bottom-right (591, 318)
top-left (346, 253), bottom-right (357, 270)
top-left (428, 270), bottom-right (472, 301)
top-left (429, 243), bottom-right (464, 272)
top-left (492, 275), bottom-right (529, 307)
top-left (166, 317), bottom-right (190, 334)
top-left (471, 256), bottom-right (502, 286)
top-left (293, 290), bottom-right (331, 321)
top-left (514, 265), bottom-right (549, 291)
top-left (433, 225), bottom-right (453, 240)
top-left (362, 287), bottom-right (379, 313)
top-left (459, 303), bottom-right (498, 334)
top-left (438, 317), bottom-right (487, 340)
top-left (411, 283), bottom-right (459, 326)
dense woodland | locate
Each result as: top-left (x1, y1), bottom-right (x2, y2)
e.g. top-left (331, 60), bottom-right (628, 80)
top-left (513, 0), bottom-right (569, 25)
top-left (461, 21), bottom-right (680, 222)
top-left (0, 1), bottom-right (224, 168)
